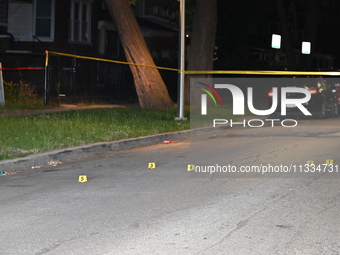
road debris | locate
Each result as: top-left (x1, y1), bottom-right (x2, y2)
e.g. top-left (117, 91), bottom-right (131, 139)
top-left (47, 160), bottom-right (62, 166)
top-left (0, 171), bottom-right (21, 176)
top-left (31, 166), bottom-right (42, 169)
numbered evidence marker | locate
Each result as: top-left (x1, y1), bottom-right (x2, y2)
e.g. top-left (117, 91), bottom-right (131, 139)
top-left (78, 175), bottom-right (88, 183)
top-left (148, 163), bottom-right (156, 169)
top-left (307, 161), bottom-right (314, 166)
top-left (326, 159), bottom-right (334, 165)
top-left (187, 164), bottom-right (196, 172)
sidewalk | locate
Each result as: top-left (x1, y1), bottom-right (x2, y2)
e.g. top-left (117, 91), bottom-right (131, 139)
top-left (0, 103), bottom-right (165, 172)
top-left (0, 104), bottom-right (194, 173)
top-left (0, 103), bottom-right (127, 116)
top-left (0, 129), bottom-right (192, 173)
top-left (0, 104), bottom-right (249, 174)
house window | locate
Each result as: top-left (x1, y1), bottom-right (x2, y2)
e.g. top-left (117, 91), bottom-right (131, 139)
top-left (8, 0), bottom-right (55, 41)
top-left (35, 0), bottom-right (54, 38)
top-left (69, 0), bottom-right (92, 43)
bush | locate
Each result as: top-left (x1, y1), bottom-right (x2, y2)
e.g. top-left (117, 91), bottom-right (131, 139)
top-left (3, 80), bottom-right (40, 106)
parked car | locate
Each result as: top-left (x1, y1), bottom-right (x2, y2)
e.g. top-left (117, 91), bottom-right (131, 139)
top-left (268, 76), bottom-right (338, 119)
top-left (334, 83), bottom-right (340, 105)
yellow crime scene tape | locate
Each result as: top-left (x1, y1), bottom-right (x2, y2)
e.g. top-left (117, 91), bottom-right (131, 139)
top-left (45, 51), bottom-right (340, 76)
top-left (184, 70), bottom-right (340, 76)
top-left (45, 50), bottom-right (179, 72)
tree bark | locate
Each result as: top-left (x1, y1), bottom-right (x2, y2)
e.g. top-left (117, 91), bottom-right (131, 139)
top-left (185, 0), bottom-right (217, 104)
top-left (301, 0), bottom-right (319, 70)
top-left (275, 0), bottom-right (297, 69)
top-left (104, 0), bottom-right (174, 109)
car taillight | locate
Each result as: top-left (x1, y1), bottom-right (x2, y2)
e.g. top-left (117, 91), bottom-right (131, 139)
top-left (268, 90), bottom-right (273, 97)
top-left (309, 87), bottom-right (318, 94)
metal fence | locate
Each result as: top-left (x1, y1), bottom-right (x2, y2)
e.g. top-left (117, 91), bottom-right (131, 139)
top-left (0, 51), bottom-right (178, 106)
top-left (0, 53), bottom-right (45, 104)
top-left (47, 53), bottom-right (137, 105)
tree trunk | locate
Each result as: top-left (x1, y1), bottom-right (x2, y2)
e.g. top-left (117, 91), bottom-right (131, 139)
top-left (301, 0), bottom-right (319, 70)
top-left (275, 0), bottom-right (297, 69)
top-left (185, 0), bottom-right (217, 104)
top-left (104, 0), bottom-right (174, 109)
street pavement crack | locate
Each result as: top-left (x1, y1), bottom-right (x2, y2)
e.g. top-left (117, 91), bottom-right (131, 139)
top-left (197, 187), bottom-right (300, 254)
top-left (34, 231), bottom-right (102, 255)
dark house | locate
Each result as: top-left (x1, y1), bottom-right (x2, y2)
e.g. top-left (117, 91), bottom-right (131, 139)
top-left (0, 0), bottom-right (178, 104)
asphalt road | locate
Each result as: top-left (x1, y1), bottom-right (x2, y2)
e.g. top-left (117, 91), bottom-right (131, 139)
top-left (1, 117), bottom-right (339, 255)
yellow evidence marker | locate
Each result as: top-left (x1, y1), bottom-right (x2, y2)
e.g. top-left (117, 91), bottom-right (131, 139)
top-left (326, 159), bottom-right (334, 165)
top-left (187, 164), bottom-right (196, 172)
top-left (148, 163), bottom-right (156, 169)
top-left (307, 161), bottom-right (314, 166)
top-left (78, 175), bottom-right (88, 183)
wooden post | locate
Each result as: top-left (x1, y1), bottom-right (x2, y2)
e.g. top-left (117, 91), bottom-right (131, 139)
top-left (0, 62), bottom-right (5, 107)
top-left (176, 0), bottom-right (186, 120)
top-left (44, 51), bottom-right (49, 105)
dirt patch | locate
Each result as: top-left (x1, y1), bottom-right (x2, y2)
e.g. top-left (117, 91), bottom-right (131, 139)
top-left (0, 103), bottom-right (127, 116)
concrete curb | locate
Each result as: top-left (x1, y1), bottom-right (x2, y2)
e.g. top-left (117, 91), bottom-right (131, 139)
top-left (0, 125), bottom-right (222, 173)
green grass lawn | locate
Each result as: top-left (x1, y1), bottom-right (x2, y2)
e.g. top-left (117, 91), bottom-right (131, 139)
top-left (0, 108), bottom-right (192, 160)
